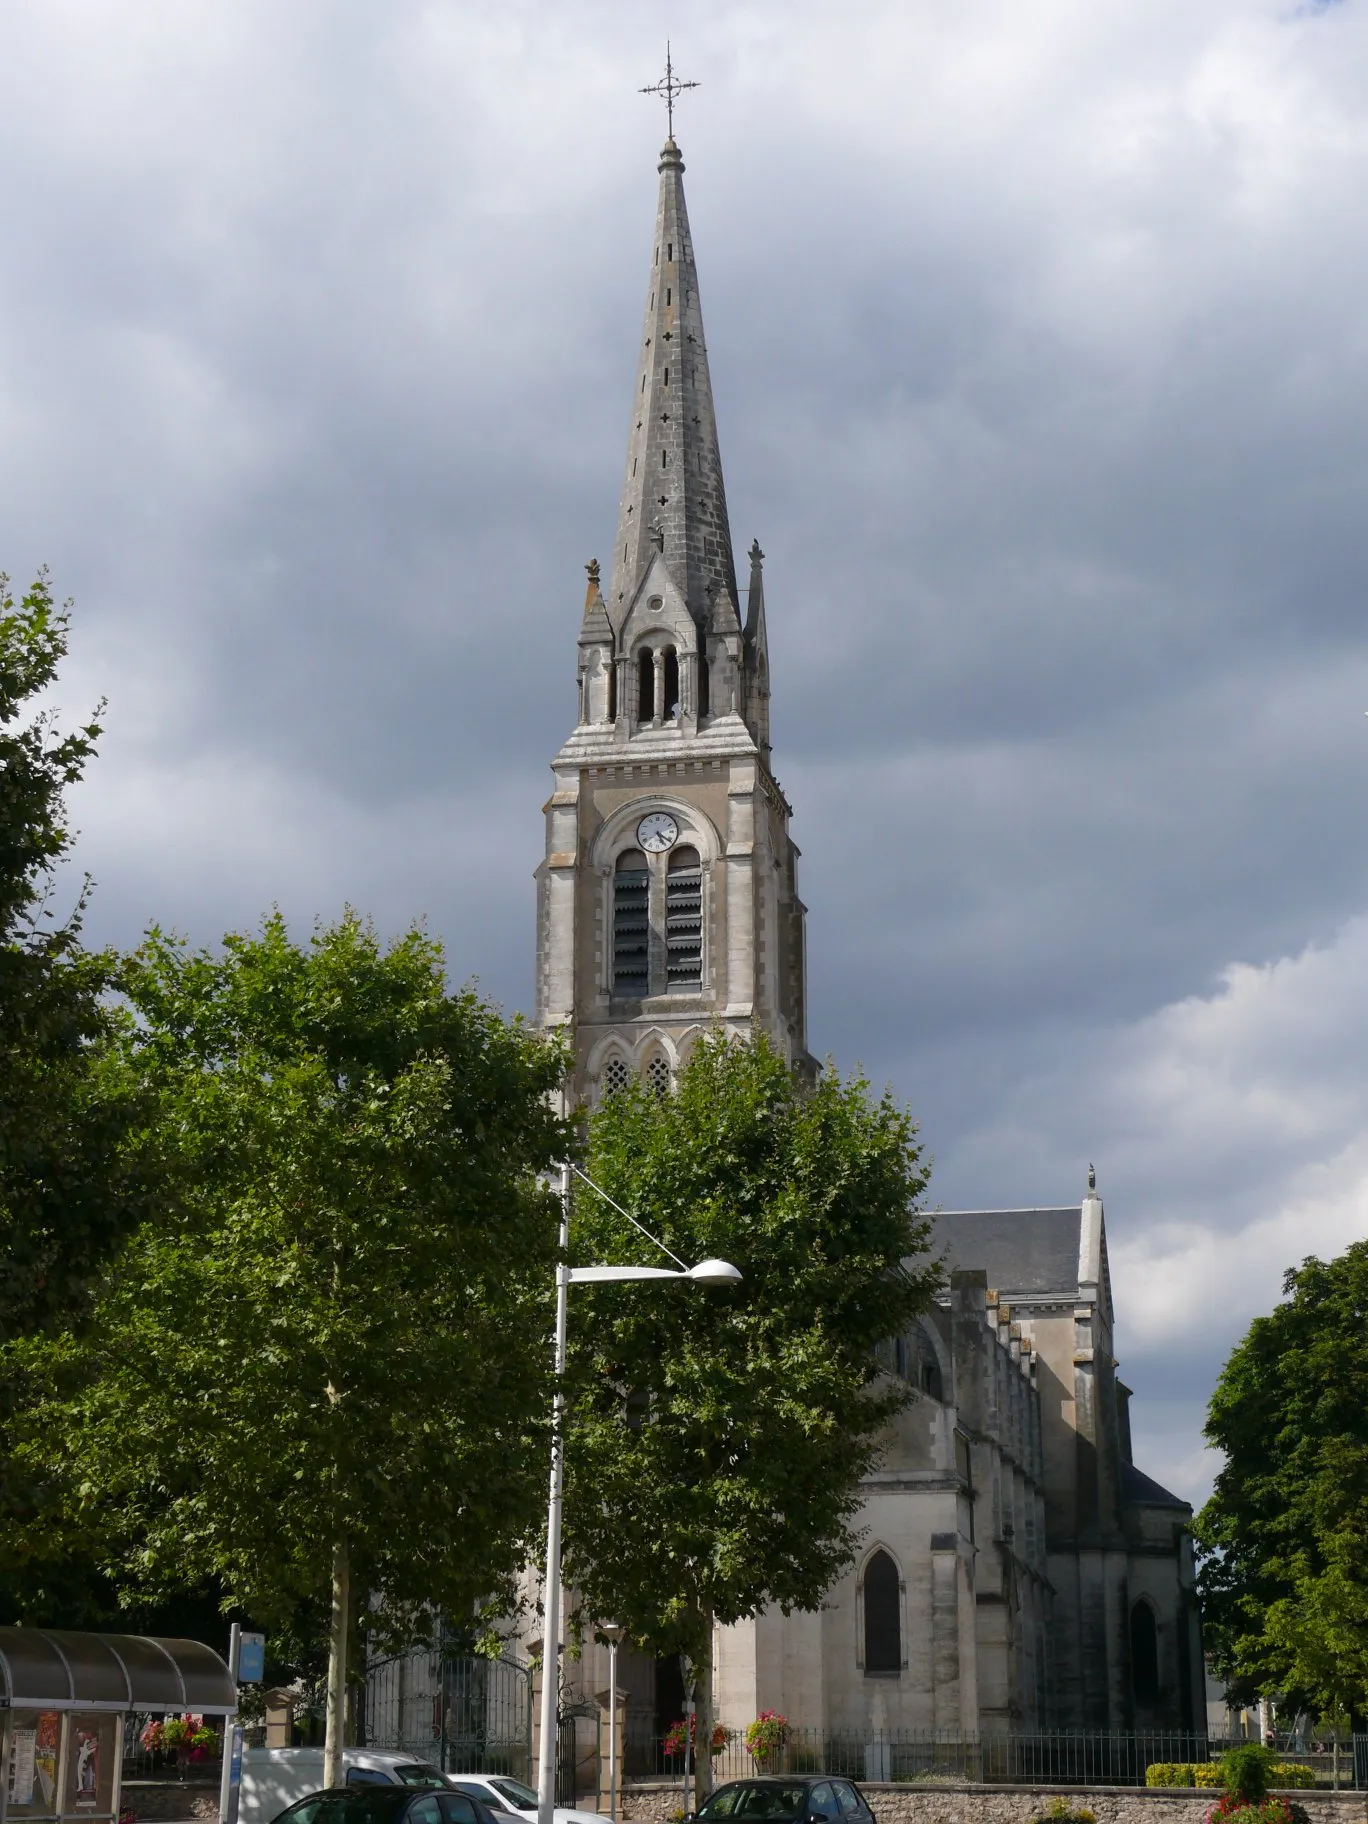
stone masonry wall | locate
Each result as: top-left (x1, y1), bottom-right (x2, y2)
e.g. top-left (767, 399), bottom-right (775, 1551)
top-left (619, 1786), bottom-right (1368, 1824)
top-left (121, 1780), bottom-right (221, 1821)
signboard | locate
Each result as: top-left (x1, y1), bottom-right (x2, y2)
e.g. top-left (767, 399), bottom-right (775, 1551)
top-left (236, 1633), bottom-right (266, 1683)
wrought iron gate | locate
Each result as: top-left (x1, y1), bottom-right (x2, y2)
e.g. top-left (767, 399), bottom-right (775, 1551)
top-left (364, 1650), bottom-right (532, 1778)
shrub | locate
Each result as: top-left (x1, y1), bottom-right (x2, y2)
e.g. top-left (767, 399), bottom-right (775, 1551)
top-left (1033, 1800), bottom-right (1097, 1824)
top-left (1219, 1746), bottom-right (1279, 1805)
top-left (1195, 1767), bottom-right (1224, 1788)
top-left (1270, 1766), bottom-right (1315, 1791)
top-left (1146, 1765), bottom-right (1195, 1788)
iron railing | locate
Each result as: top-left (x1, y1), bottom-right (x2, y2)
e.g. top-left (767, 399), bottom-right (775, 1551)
top-left (616, 1726), bottom-right (1368, 1790)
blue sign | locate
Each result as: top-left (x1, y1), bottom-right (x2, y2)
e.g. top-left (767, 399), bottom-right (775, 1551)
top-left (237, 1633), bottom-right (266, 1683)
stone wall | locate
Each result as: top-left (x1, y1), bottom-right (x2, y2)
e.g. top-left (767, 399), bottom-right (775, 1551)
top-left (120, 1779), bottom-right (220, 1821)
top-left (618, 1786), bottom-right (1368, 1824)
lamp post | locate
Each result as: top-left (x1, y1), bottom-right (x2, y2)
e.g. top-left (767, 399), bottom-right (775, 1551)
top-left (599, 1622), bottom-right (624, 1822)
top-left (535, 1164), bottom-right (740, 1824)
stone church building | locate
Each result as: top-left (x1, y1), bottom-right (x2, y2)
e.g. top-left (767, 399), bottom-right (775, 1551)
top-left (529, 133), bottom-right (1204, 1746)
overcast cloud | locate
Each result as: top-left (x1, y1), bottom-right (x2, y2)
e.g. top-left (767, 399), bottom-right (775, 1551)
top-left (3, 0), bottom-right (1367, 1507)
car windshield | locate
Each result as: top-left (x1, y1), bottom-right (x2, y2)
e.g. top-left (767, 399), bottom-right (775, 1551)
top-left (277, 1791), bottom-right (413, 1824)
top-left (490, 1782), bottom-right (538, 1810)
top-left (394, 1768), bottom-right (447, 1790)
top-left (700, 1787), bottom-right (811, 1821)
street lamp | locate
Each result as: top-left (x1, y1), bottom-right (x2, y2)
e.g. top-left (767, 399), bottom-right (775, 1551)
top-left (597, 1622), bottom-right (625, 1823)
top-left (535, 1163), bottom-right (741, 1824)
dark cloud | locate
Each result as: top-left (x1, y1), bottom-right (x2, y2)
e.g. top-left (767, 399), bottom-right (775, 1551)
top-left (5, 0), bottom-right (1368, 1503)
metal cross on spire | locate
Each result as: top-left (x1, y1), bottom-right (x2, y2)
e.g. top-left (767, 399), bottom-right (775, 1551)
top-left (639, 43), bottom-right (698, 140)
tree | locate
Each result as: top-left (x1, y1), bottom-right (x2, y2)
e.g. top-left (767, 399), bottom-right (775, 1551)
top-left (0, 570), bottom-right (151, 1339)
top-left (8, 912), bottom-right (569, 1785)
top-left (561, 1034), bottom-right (936, 1805)
top-left (0, 571), bottom-right (163, 1628)
top-left (1197, 1241), bottom-right (1368, 1722)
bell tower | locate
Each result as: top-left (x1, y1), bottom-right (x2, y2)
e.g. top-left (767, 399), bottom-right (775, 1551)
top-left (534, 134), bottom-right (811, 1103)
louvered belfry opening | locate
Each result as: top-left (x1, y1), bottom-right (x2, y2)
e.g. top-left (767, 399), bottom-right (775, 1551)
top-left (612, 851), bottom-right (650, 997)
top-left (665, 845), bottom-right (703, 990)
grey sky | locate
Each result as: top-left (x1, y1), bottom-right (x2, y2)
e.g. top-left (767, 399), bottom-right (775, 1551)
top-left (4, 0), bottom-right (1367, 1506)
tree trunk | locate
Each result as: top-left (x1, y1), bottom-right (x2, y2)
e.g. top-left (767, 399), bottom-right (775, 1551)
top-left (693, 1608), bottom-right (715, 1812)
top-left (324, 1537), bottom-right (351, 1789)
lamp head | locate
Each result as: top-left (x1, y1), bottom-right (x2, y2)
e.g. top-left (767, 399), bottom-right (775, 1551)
top-left (687, 1258), bottom-right (743, 1284)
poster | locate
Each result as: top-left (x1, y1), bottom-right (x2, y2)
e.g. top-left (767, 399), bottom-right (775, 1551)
top-left (34, 1714), bottom-right (58, 1810)
top-left (72, 1728), bottom-right (99, 1809)
top-left (7, 1729), bottom-right (36, 1806)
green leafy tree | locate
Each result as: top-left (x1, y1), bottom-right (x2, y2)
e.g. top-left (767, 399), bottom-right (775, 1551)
top-left (1197, 1241), bottom-right (1368, 1721)
top-left (8, 912), bottom-right (569, 1782)
top-left (0, 572), bottom-right (163, 1624)
top-left (562, 1034), bottom-right (936, 1804)
top-left (0, 570), bottom-right (151, 1339)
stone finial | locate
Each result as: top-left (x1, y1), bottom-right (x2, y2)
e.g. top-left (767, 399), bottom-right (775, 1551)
top-left (748, 538), bottom-right (765, 570)
top-left (1087, 1163), bottom-right (1097, 1194)
top-left (584, 558), bottom-right (602, 605)
top-left (649, 521), bottom-right (665, 554)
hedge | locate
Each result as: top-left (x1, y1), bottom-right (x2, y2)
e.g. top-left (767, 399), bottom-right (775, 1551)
top-left (1143, 1764), bottom-right (1316, 1791)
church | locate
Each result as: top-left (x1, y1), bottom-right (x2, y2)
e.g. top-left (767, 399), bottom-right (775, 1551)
top-left (529, 129), bottom-right (1204, 1751)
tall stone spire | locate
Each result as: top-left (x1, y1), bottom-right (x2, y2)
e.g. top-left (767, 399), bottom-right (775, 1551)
top-left (610, 138), bottom-right (739, 625)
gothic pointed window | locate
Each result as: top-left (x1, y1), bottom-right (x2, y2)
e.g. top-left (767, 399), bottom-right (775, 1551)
top-left (863, 1549), bottom-right (901, 1674)
top-left (663, 648), bottom-right (680, 719)
top-left (638, 650), bottom-right (655, 722)
top-left (698, 648), bottom-right (710, 718)
top-left (600, 1055), bottom-right (631, 1099)
top-left (665, 846), bottom-right (702, 991)
top-left (645, 1053), bottom-right (672, 1097)
top-left (612, 851), bottom-right (649, 998)
top-left (1130, 1599), bottom-right (1159, 1704)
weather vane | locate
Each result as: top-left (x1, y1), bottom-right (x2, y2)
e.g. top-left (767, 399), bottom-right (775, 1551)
top-left (639, 43), bottom-right (698, 140)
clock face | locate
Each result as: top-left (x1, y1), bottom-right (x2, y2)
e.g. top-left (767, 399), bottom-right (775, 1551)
top-left (637, 812), bottom-right (679, 853)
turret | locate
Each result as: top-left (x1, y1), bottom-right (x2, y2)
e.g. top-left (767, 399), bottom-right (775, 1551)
top-left (577, 558), bottom-right (615, 726)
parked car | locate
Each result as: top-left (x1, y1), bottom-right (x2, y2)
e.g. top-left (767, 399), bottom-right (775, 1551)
top-left (445, 1772), bottom-right (602, 1824)
top-left (690, 1777), bottom-right (878, 1824)
top-left (269, 1788), bottom-right (500, 1824)
top-left (240, 1748), bottom-right (451, 1824)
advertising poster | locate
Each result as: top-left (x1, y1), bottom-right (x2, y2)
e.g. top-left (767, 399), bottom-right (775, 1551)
top-left (7, 1728), bottom-right (36, 1806)
top-left (72, 1727), bottom-right (99, 1809)
top-left (35, 1714), bottom-right (59, 1810)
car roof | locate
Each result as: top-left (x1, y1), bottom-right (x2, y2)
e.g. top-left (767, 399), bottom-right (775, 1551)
top-left (714, 1776), bottom-right (857, 1789)
top-left (288, 1790), bottom-right (419, 1812)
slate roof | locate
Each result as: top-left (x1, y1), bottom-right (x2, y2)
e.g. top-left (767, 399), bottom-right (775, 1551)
top-left (931, 1207), bottom-right (1084, 1299)
top-left (1122, 1460), bottom-right (1191, 1512)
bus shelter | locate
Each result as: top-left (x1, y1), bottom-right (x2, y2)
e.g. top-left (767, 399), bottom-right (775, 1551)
top-left (1, 1629), bottom-right (236, 1824)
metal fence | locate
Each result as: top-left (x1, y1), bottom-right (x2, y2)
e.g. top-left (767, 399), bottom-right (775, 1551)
top-left (618, 1726), bottom-right (1368, 1790)
top-left (364, 1651), bottom-right (533, 1779)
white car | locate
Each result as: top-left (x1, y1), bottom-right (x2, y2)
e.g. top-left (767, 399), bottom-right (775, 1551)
top-left (240, 1748), bottom-right (449, 1824)
top-left (445, 1774), bottom-right (601, 1824)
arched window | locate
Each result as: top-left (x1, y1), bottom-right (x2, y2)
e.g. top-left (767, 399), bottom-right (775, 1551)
top-left (607, 659), bottom-right (617, 721)
top-left (863, 1549), bottom-right (901, 1674)
top-left (638, 650), bottom-right (655, 722)
top-left (612, 851), bottom-right (649, 997)
top-left (600, 1055), bottom-right (631, 1099)
top-left (665, 846), bottom-right (702, 990)
top-left (663, 648), bottom-right (680, 719)
top-left (698, 649), bottom-right (710, 718)
top-left (645, 1053), bottom-right (672, 1097)
top-left (1130, 1599), bottom-right (1159, 1704)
